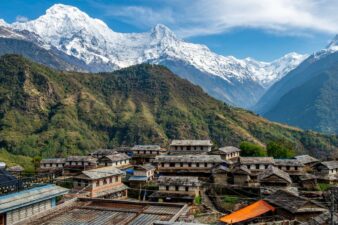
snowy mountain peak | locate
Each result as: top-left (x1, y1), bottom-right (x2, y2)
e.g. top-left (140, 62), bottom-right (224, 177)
top-left (0, 19), bottom-right (8, 27)
top-left (151, 24), bottom-right (177, 40)
top-left (326, 34), bottom-right (338, 50)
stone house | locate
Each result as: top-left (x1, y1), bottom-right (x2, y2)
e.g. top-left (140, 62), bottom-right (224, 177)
top-left (128, 164), bottom-right (156, 187)
top-left (168, 140), bottom-right (212, 155)
top-left (265, 190), bottom-right (327, 222)
top-left (274, 159), bottom-right (305, 175)
top-left (89, 149), bottom-right (119, 159)
top-left (232, 165), bottom-right (253, 186)
top-left (97, 153), bottom-right (130, 168)
top-left (239, 157), bottom-right (275, 174)
top-left (63, 156), bottom-right (97, 175)
top-left (298, 173), bottom-right (318, 191)
top-left (313, 161), bottom-right (338, 183)
top-left (150, 176), bottom-right (201, 202)
top-left (39, 158), bottom-right (65, 174)
top-left (258, 166), bottom-right (293, 195)
top-left (214, 146), bottom-right (241, 161)
top-left (0, 184), bottom-right (67, 225)
top-left (130, 145), bottom-right (167, 163)
top-left (212, 165), bottom-right (230, 184)
top-left (294, 155), bottom-right (319, 170)
top-left (72, 167), bottom-right (128, 199)
top-left (154, 155), bottom-right (223, 176)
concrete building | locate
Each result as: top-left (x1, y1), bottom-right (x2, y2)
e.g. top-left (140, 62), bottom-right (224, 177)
top-left (150, 176), bottom-right (201, 202)
top-left (154, 155), bottom-right (223, 176)
top-left (98, 153), bottom-right (131, 168)
top-left (239, 157), bottom-right (275, 174)
top-left (39, 158), bottom-right (65, 174)
top-left (72, 167), bottom-right (128, 199)
top-left (168, 140), bottom-right (212, 155)
top-left (214, 146), bottom-right (241, 161)
top-left (0, 184), bottom-right (68, 225)
top-left (63, 156), bottom-right (97, 175)
top-left (131, 145), bottom-right (167, 163)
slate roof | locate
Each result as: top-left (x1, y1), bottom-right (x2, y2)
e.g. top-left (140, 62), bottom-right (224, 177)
top-left (131, 145), bottom-right (164, 151)
top-left (134, 164), bottom-right (155, 171)
top-left (294, 155), bottom-right (319, 165)
top-left (40, 158), bottom-right (66, 164)
top-left (79, 167), bottom-right (123, 180)
top-left (265, 190), bottom-right (327, 214)
top-left (170, 140), bottom-right (212, 146)
top-left (240, 157), bottom-right (275, 165)
top-left (258, 166), bottom-right (292, 183)
top-left (157, 176), bottom-right (201, 186)
top-left (301, 211), bottom-right (338, 225)
top-left (232, 165), bottom-right (252, 175)
top-left (154, 154), bottom-right (223, 163)
top-left (7, 165), bottom-right (24, 172)
top-left (299, 173), bottom-right (317, 181)
top-left (66, 156), bottom-right (97, 163)
top-left (320, 161), bottom-right (338, 169)
top-left (218, 146), bottom-right (241, 154)
top-left (275, 159), bottom-right (304, 167)
top-left (100, 153), bottom-right (130, 162)
top-left (212, 165), bottom-right (230, 173)
top-left (0, 184), bottom-right (68, 213)
top-left (90, 149), bottom-right (118, 156)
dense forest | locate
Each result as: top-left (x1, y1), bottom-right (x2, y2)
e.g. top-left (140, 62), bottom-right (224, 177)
top-left (0, 55), bottom-right (337, 169)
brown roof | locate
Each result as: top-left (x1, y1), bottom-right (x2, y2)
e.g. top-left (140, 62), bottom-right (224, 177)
top-left (258, 166), bottom-right (292, 183)
top-left (265, 190), bottom-right (327, 214)
top-left (170, 140), bottom-right (212, 146)
top-left (275, 159), bottom-right (304, 167)
top-left (157, 176), bottom-right (201, 186)
top-left (240, 157), bottom-right (275, 165)
top-left (154, 154), bottom-right (223, 163)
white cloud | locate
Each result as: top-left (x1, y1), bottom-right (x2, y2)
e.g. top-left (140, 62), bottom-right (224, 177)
top-left (92, 0), bottom-right (338, 38)
top-left (15, 15), bottom-right (28, 23)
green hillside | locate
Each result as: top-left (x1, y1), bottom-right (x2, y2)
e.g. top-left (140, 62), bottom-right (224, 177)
top-left (0, 55), bottom-right (337, 168)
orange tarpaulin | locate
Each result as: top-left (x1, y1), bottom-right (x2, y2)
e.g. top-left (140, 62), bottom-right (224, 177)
top-left (219, 200), bottom-right (275, 224)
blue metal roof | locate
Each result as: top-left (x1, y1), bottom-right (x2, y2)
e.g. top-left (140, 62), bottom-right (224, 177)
top-left (0, 184), bottom-right (68, 213)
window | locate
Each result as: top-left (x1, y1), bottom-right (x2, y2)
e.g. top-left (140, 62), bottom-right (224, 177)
top-left (256, 164), bottom-right (259, 169)
top-left (175, 186), bottom-right (179, 191)
top-left (187, 146), bottom-right (191, 150)
top-left (103, 179), bottom-right (107, 185)
top-left (115, 176), bottom-right (118, 182)
top-left (170, 163), bottom-right (175, 167)
top-left (166, 186), bottom-right (169, 191)
top-left (204, 163), bottom-right (207, 167)
top-left (180, 163), bottom-right (183, 167)
top-left (161, 163), bottom-right (165, 167)
top-left (188, 163), bottom-right (192, 167)
top-left (286, 166), bottom-right (290, 170)
top-left (295, 166), bottom-right (298, 171)
top-left (194, 146), bottom-right (197, 150)
top-left (185, 186), bottom-right (189, 192)
top-left (197, 163), bottom-right (200, 167)
top-left (265, 165), bottom-right (268, 169)
top-left (96, 180), bottom-right (100, 187)
top-left (175, 146), bottom-right (178, 150)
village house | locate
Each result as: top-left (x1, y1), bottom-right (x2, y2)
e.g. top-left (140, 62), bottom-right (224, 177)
top-left (71, 167), bottom-right (128, 199)
top-left (239, 157), bottom-right (275, 174)
top-left (154, 154), bottom-right (223, 176)
top-left (313, 161), bottom-right (338, 183)
top-left (6, 165), bottom-right (24, 177)
top-left (128, 164), bottom-right (156, 187)
top-left (298, 173), bottom-right (318, 191)
top-left (274, 159), bottom-right (305, 175)
top-left (38, 158), bottom-right (65, 174)
top-left (213, 146), bottom-right (241, 161)
top-left (149, 176), bottom-right (201, 202)
top-left (265, 190), bottom-right (328, 222)
top-left (0, 184), bottom-right (68, 225)
top-left (97, 153), bottom-right (131, 169)
top-left (130, 145), bottom-right (167, 163)
top-left (168, 140), bottom-right (213, 155)
top-left (0, 169), bottom-right (20, 195)
top-left (212, 165), bottom-right (230, 184)
top-left (258, 166), bottom-right (294, 195)
top-left (89, 149), bottom-right (119, 158)
top-left (294, 155), bottom-right (319, 169)
top-left (232, 165), bottom-right (254, 186)
top-left (63, 156), bottom-right (97, 175)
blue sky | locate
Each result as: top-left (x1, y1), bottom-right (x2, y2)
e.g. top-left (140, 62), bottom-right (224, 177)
top-left (0, 0), bottom-right (336, 61)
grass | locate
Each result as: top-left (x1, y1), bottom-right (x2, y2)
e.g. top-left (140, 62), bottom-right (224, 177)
top-left (0, 149), bottom-right (34, 172)
top-left (318, 182), bottom-right (333, 191)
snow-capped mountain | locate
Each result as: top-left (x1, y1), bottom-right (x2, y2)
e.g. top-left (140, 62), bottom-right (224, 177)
top-left (2, 4), bottom-right (307, 108)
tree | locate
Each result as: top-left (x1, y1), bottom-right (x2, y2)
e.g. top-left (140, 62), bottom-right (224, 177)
top-left (239, 141), bottom-right (266, 156)
top-left (267, 141), bottom-right (295, 158)
top-left (32, 156), bottom-right (42, 172)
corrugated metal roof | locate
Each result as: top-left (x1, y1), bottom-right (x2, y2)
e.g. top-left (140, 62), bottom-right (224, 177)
top-left (0, 184), bottom-right (68, 213)
top-left (170, 140), bottom-right (212, 146)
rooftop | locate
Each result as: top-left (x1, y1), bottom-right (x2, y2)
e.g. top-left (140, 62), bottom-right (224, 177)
top-left (274, 159), bottom-right (304, 167)
top-left (100, 153), bottom-right (130, 162)
top-left (77, 167), bottom-right (123, 180)
top-left (40, 158), bottom-right (66, 164)
top-left (258, 166), bottom-right (292, 183)
top-left (89, 149), bottom-right (119, 156)
top-left (134, 164), bottom-right (155, 171)
top-left (170, 140), bottom-right (212, 146)
top-left (218, 146), bottom-right (241, 154)
top-left (0, 169), bottom-right (18, 187)
top-left (320, 161), bottom-right (338, 169)
top-left (18, 198), bottom-right (187, 225)
top-left (0, 184), bottom-right (68, 213)
top-left (66, 156), bottom-right (97, 163)
top-left (154, 154), bottom-right (223, 163)
top-left (240, 157), bottom-right (275, 165)
top-left (294, 155), bottom-right (319, 165)
top-left (157, 176), bottom-right (201, 186)
top-left (131, 145), bottom-right (164, 151)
